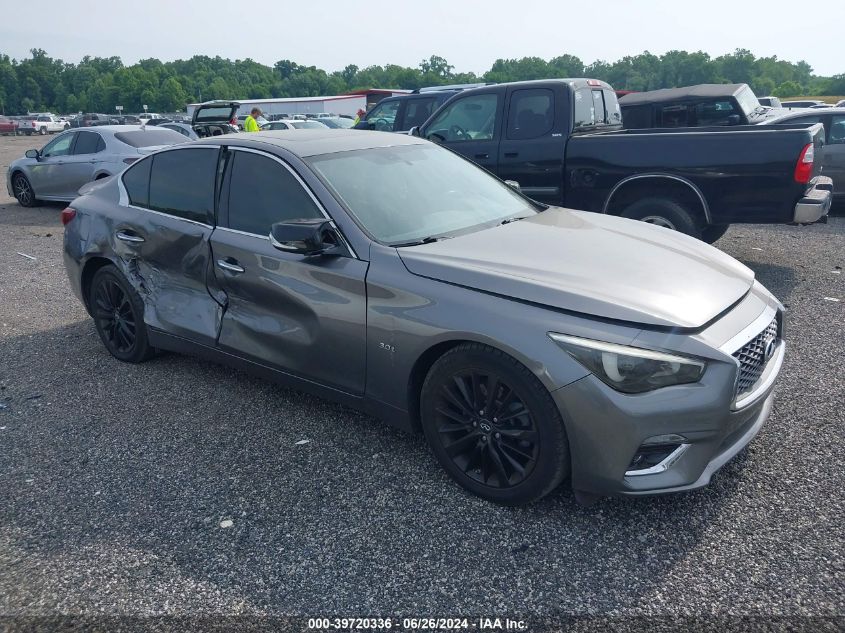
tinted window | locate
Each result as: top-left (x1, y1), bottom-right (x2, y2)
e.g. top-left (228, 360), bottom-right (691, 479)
top-left (659, 105), bottom-right (689, 127)
top-left (622, 105), bottom-right (651, 128)
top-left (227, 151), bottom-right (321, 235)
top-left (149, 148), bottom-right (218, 223)
top-left (787, 116), bottom-right (822, 126)
top-left (507, 89), bottom-right (554, 140)
top-left (695, 100), bottom-right (739, 126)
top-left (114, 129), bottom-right (187, 148)
top-left (73, 131), bottom-right (102, 155)
top-left (123, 156), bottom-right (151, 207)
top-left (42, 133), bottom-right (75, 157)
top-left (404, 98), bottom-right (437, 129)
top-left (830, 116), bottom-right (845, 144)
top-left (426, 93), bottom-right (499, 142)
top-left (367, 100), bottom-right (400, 131)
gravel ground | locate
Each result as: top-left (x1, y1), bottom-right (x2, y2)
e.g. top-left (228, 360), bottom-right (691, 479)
top-left (0, 134), bottom-right (843, 630)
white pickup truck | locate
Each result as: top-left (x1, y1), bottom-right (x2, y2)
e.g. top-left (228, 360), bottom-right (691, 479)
top-left (19, 115), bottom-right (70, 136)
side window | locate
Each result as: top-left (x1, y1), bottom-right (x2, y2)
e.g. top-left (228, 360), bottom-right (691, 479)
top-left (426, 93), bottom-right (499, 142)
top-left (404, 98), bottom-right (437, 129)
top-left (42, 133), bottom-right (75, 157)
top-left (659, 105), bottom-right (689, 127)
top-left (573, 89), bottom-right (595, 127)
top-left (73, 131), bottom-right (102, 155)
top-left (227, 151), bottom-right (321, 235)
top-left (591, 90), bottom-right (606, 124)
top-left (148, 148), bottom-right (218, 224)
top-left (367, 101), bottom-right (400, 131)
top-left (507, 89), bottom-right (554, 140)
top-left (621, 105), bottom-right (651, 128)
top-left (694, 100), bottom-right (739, 126)
top-left (830, 116), bottom-right (845, 144)
top-left (123, 156), bottom-right (152, 207)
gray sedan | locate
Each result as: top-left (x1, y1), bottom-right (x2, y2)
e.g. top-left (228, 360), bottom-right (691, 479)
top-left (6, 125), bottom-right (187, 206)
top-left (762, 107), bottom-right (845, 201)
top-left (62, 130), bottom-right (785, 505)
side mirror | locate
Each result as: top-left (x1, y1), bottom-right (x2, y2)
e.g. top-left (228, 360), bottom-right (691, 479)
top-left (270, 218), bottom-right (341, 256)
top-left (727, 114), bottom-right (741, 126)
top-left (409, 126), bottom-right (421, 137)
top-left (25, 149), bottom-right (40, 159)
top-left (504, 180), bottom-right (521, 191)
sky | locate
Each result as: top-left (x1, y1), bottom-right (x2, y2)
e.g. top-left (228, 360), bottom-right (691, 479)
top-left (1, 0), bottom-right (843, 77)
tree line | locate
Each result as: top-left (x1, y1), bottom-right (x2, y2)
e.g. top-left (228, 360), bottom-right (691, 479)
top-left (1, 48), bottom-right (843, 115)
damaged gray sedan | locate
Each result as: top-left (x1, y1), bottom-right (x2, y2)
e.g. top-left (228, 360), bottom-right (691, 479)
top-left (62, 130), bottom-right (785, 505)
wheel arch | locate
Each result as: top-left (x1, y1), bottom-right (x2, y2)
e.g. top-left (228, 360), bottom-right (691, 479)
top-left (603, 174), bottom-right (711, 224)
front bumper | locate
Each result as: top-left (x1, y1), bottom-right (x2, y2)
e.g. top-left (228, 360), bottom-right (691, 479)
top-left (552, 331), bottom-right (784, 498)
top-left (793, 176), bottom-right (833, 224)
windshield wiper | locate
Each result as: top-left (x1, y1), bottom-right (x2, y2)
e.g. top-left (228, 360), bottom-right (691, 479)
top-left (391, 235), bottom-right (449, 248)
top-left (500, 215), bottom-right (532, 225)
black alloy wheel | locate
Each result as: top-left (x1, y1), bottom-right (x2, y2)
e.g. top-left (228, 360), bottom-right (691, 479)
top-left (89, 266), bottom-right (154, 363)
top-left (12, 173), bottom-right (36, 207)
top-left (421, 343), bottom-right (570, 505)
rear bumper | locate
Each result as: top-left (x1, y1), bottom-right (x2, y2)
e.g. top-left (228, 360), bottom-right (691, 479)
top-left (793, 176), bottom-right (833, 224)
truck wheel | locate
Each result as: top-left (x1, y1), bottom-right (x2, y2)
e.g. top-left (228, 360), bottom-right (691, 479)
top-left (621, 197), bottom-right (701, 239)
top-left (38, 127), bottom-right (46, 135)
top-left (701, 224), bottom-right (730, 244)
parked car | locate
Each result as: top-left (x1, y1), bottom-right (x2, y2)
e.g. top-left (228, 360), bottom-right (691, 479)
top-left (159, 121), bottom-right (198, 140)
top-left (71, 113), bottom-right (118, 128)
top-left (837, 100), bottom-right (845, 108)
top-left (619, 84), bottom-right (781, 128)
top-left (62, 129), bottom-right (785, 505)
top-left (19, 115), bottom-right (71, 135)
top-left (6, 126), bottom-right (187, 206)
top-left (0, 116), bottom-right (16, 135)
top-left (781, 100), bottom-right (826, 109)
top-left (191, 101), bottom-right (240, 137)
top-left (415, 79), bottom-right (832, 242)
top-left (758, 96), bottom-right (782, 108)
top-left (138, 113), bottom-right (165, 124)
top-left (259, 119), bottom-right (328, 131)
top-left (761, 108), bottom-right (845, 202)
top-left (355, 90), bottom-right (463, 133)
top-left (318, 117), bottom-right (356, 129)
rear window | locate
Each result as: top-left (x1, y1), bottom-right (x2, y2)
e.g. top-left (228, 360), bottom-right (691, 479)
top-left (114, 129), bottom-right (186, 148)
top-left (195, 106), bottom-right (235, 122)
top-left (573, 88), bottom-right (621, 128)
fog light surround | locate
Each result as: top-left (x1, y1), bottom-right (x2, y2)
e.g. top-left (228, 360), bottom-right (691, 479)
top-left (625, 435), bottom-right (690, 476)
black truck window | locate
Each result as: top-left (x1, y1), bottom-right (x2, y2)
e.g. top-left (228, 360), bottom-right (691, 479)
top-left (574, 89), bottom-right (594, 127)
top-left (659, 105), bottom-right (689, 127)
top-left (426, 93), bottom-right (499, 142)
top-left (507, 89), bottom-right (555, 140)
top-left (694, 101), bottom-right (739, 126)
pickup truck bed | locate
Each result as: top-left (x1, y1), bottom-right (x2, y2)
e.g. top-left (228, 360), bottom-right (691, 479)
top-left (417, 79), bottom-right (831, 242)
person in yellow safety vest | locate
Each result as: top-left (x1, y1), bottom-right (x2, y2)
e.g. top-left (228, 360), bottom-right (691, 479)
top-left (353, 108), bottom-right (366, 126)
top-left (243, 107), bottom-right (262, 132)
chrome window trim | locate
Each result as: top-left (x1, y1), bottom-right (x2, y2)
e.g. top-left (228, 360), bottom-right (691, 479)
top-left (625, 443), bottom-right (690, 477)
top-left (224, 146), bottom-right (358, 259)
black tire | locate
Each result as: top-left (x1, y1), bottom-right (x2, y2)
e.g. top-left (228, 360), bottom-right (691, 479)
top-left (701, 224), bottom-right (730, 244)
top-left (420, 343), bottom-right (570, 505)
top-left (89, 266), bottom-right (154, 363)
top-left (38, 126), bottom-right (46, 135)
top-left (12, 172), bottom-right (37, 207)
top-left (620, 197), bottom-right (702, 239)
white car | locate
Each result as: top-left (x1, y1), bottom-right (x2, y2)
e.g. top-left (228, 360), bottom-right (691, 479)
top-left (259, 119), bottom-right (329, 131)
top-left (138, 113), bottom-right (165, 124)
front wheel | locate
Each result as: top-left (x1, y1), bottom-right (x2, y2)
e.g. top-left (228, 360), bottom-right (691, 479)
top-left (12, 173), bottom-right (37, 207)
top-left (38, 126), bottom-right (46, 135)
top-left (701, 224), bottom-right (730, 244)
top-left (621, 197), bottom-right (702, 239)
top-left (420, 343), bottom-right (570, 505)
top-left (89, 266), bottom-right (154, 363)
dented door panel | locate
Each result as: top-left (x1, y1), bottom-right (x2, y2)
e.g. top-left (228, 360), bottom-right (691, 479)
top-left (210, 228), bottom-right (368, 395)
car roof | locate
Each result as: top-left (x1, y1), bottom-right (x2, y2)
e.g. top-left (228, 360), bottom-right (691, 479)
top-left (619, 83), bottom-right (748, 106)
top-left (764, 107), bottom-right (845, 122)
top-left (192, 129), bottom-right (426, 157)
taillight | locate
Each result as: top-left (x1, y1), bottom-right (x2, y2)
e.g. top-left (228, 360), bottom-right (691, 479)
top-left (31, 120), bottom-right (36, 127)
top-left (61, 207), bottom-right (77, 225)
top-left (123, 157), bottom-right (139, 165)
top-left (794, 143), bottom-right (814, 184)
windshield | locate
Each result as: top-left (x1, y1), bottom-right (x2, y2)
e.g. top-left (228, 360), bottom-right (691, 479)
top-left (114, 129), bottom-right (187, 148)
top-left (320, 117), bottom-right (355, 129)
top-left (291, 121), bottom-right (328, 129)
top-left (307, 143), bottom-right (538, 245)
top-left (736, 86), bottom-right (762, 117)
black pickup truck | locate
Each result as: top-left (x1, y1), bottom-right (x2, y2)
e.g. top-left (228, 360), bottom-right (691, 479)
top-left (414, 79), bottom-right (832, 242)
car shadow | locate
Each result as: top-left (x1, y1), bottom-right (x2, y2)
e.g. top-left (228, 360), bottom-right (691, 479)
top-left (0, 318), bottom-right (752, 616)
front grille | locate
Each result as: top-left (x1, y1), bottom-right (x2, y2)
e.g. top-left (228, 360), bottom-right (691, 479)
top-left (733, 316), bottom-right (779, 397)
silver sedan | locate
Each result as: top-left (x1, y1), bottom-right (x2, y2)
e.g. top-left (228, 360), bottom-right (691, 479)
top-left (6, 125), bottom-right (187, 206)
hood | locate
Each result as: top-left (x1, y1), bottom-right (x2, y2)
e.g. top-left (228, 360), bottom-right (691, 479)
top-left (192, 101), bottom-right (240, 125)
top-left (397, 209), bottom-right (755, 329)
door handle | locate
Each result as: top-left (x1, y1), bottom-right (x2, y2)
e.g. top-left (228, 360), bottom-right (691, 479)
top-left (474, 153), bottom-right (489, 159)
top-left (116, 231), bottom-right (145, 243)
top-left (217, 259), bottom-right (245, 274)
top-left (504, 152), bottom-right (519, 158)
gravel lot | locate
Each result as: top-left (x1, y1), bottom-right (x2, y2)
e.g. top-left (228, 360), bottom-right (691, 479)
top-left (0, 134), bottom-right (843, 630)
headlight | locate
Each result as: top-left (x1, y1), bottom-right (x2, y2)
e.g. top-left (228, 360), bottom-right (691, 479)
top-left (549, 333), bottom-right (706, 394)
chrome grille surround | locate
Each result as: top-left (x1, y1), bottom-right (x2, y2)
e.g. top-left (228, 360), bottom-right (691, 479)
top-left (732, 316), bottom-right (779, 398)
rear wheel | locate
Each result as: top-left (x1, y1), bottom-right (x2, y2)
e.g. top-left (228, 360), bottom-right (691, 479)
top-left (89, 266), bottom-right (154, 363)
top-left (621, 197), bottom-right (702, 239)
top-left (701, 224), bottom-right (730, 244)
top-left (420, 343), bottom-right (570, 505)
top-left (38, 126), bottom-right (46, 135)
top-left (12, 173), bottom-right (37, 207)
